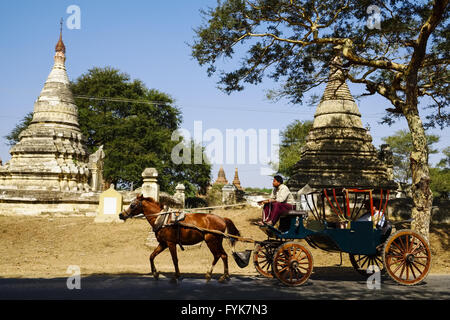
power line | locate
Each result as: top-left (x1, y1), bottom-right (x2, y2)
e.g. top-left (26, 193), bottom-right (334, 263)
top-left (0, 94), bottom-right (438, 120)
top-left (73, 94), bottom-right (387, 117)
top-left (73, 95), bottom-right (171, 105)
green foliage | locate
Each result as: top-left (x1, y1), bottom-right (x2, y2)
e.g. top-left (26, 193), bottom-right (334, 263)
top-left (430, 148), bottom-right (450, 199)
top-left (185, 197), bottom-right (208, 208)
top-left (276, 120), bottom-right (313, 178)
top-left (168, 140), bottom-right (212, 196)
top-left (429, 167), bottom-right (450, 199)
top-left (5, 112), bottom-right (33, 146)
top-left (244, 187), bottom-right (272, 194)
top-left (382, 129), bottom-right (439, 183)
top-left (437, 146), bottom-right (450, 168)
top-left (205, 184), bottom-right (224, 206)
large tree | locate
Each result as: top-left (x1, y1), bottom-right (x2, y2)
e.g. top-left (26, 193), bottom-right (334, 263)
top-left (191, 0), bottom-right (449, 239)
top-left (6, 67), bottom-right (211, 196)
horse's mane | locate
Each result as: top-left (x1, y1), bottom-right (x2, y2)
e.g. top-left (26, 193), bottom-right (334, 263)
top-left (142, 196), bottom-right (155, 202)
top-left (141, 196), bottom-right (159, 205)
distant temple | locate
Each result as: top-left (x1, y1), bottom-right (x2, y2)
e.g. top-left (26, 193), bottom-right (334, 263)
top-left (213, 166), bottom-right (228, 185)
top-left (232, 167), bottom-right (243, 191)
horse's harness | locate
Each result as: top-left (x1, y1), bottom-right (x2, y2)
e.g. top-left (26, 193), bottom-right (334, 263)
top-left (132, 199), bottom-right (187, 250)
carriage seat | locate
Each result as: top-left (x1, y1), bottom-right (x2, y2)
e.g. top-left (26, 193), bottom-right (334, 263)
top-left (278, 209), bottom-right (308, 232)
top-left (280, 209), bottom-right (308, 218)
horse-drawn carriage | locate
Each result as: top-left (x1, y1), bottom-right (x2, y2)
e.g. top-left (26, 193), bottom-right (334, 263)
top-left (253, 186), bottom-right (432, 286)
top-left (119, 185), bottom-right (432, 287)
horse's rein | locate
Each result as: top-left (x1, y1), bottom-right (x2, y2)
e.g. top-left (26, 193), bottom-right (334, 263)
top-left (132, 208), bottom-right (182, 220)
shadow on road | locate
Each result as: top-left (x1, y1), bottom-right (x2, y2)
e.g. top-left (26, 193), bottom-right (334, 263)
top-left (0, 269), bottom-right (448, 300)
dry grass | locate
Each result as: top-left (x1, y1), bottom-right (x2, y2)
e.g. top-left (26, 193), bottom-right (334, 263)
top-left (0, 207), bottom-right (448, 279)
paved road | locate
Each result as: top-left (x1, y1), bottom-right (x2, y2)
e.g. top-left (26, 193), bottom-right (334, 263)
top-left (1, 268), bottom-right (448, 300)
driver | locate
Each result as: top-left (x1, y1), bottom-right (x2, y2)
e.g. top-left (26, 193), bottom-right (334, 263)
top-left (257, 175), bottom-right (295, 226)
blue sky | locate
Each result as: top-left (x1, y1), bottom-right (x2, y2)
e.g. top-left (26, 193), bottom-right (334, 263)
top-left (0, 1), bottom-right (448, 188)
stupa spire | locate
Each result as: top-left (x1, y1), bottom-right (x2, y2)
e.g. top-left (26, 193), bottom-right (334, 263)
top-left (55, 18), bottom-right (66, 54)
top-left (321, 56), bottom-right (354, 102)
top-left (29, 21), bottom-right (78, 128)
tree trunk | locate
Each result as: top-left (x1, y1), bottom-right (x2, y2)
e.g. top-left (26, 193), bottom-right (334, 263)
top-left (403, 105), bottom-right (433, 241)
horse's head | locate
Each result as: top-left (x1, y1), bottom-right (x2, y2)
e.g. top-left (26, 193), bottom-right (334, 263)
top-left (119, 194), bottom-right (164, 221)
top-left (119, 195), bottom-right (145, 221)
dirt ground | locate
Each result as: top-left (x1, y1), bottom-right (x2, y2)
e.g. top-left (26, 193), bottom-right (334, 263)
top-left (0, 207), bottom-right (448, 279)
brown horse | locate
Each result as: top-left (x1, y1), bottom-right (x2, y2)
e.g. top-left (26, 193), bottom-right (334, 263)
top-left (119, 194), bottom-right (241, 282)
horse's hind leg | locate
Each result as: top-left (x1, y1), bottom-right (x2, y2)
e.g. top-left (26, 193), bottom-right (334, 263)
top-left (205, 235), bottom-right (229, 283)
top-left (218, 244), bottom-right (230, 283)
top-left (168, 242), bottom-right (181, 281)
top-left (150, 242), bottom-right (167, 280)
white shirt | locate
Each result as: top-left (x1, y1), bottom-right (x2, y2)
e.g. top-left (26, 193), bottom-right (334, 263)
top-left (357, 210), bottom-right (385, 227)
top-left (270, 184), bottom-right (295, 205)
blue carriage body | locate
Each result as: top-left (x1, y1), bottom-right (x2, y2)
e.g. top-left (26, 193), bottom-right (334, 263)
top-left (265, 215), bottom-right (384, 256)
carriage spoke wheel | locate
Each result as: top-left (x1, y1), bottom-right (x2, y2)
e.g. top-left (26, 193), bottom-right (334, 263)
top-left (253, 242), bottom-right (279, 278)
top-left (383, 229), bottom-right (431, 286)
top-left (349, 254), bottom-right (385, 277)
top-left (272, 242), bottom-right (313, 286)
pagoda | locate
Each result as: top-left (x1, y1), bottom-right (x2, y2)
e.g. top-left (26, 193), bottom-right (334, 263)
top-left (287, 56), bottom-right (396, 191)
top-left (213, 166), bottom-right (228, 185)
top-left (0, 24), bottom-right (102, 216)
top-left (0, 25), bottom-right (91, 192)
top-left (232, 167), bottom-right (243, 191)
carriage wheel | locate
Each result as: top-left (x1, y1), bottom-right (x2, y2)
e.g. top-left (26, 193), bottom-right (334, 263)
top-left (272, 242), bottom-right (313, 286)
top-left (349, 254), bottom-right (385, 277)
top-left (383, 229), bottom-right (431, 286)
top-left (253, 242), bottom-right (280, 278)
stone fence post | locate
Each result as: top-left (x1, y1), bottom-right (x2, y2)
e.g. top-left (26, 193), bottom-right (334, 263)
top-left (174, 183), bottom-right (186, 208)
top-left (141, 168), bottom-right (159, 201)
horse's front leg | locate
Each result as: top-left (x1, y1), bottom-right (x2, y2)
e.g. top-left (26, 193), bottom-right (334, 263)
top-left (168, 242), bottom-right (181, 281)
top-left (150, 242), bottom-right (167, 280)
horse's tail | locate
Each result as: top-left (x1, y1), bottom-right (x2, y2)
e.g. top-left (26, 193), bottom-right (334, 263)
top-left (224, 218), bottom-right (240, 249)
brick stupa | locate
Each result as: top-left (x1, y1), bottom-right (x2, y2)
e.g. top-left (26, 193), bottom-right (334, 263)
top-left (287, 57), bottom-right (396, 191)
top-left (213, 166), bottom-right (228, 185)
top-left (232, 167), bottom-right (243, 191)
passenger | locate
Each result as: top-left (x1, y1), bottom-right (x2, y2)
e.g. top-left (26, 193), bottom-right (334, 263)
top-left (257, 175), bottom-right (295, 226)
top-left (357, 200), bottom-right (385, 228)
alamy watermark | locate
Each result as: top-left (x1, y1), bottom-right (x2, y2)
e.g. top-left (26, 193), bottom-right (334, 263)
top-left (366, 265), bottom-right (381, 290)
top-left (171, 121), bottom-right (279, 175)
top-left (366, 5), bottom-right (381, 30)
top-left (66, 5), bottom-right (81, 30)
top-left (66, 265), bottom-right (81, 290)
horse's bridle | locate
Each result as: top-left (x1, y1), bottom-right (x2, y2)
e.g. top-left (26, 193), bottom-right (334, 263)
top-left (122, 197), bottom-right (168, 219)
top-left (120, 198), bottom-right (143, 220)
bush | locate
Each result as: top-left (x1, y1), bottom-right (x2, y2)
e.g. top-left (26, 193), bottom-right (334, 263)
top-left (185, 197), bottom-right (208, 209)
top-left (206, 184), bottom-right (224, 206)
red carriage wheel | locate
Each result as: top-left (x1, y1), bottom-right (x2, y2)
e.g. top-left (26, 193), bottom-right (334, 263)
top-left (349, 254), bottom-right (385, 277)
top-left (272, 242), bottom-right (313, 286)
top-left (383, 229), bottom-right (432, 286)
